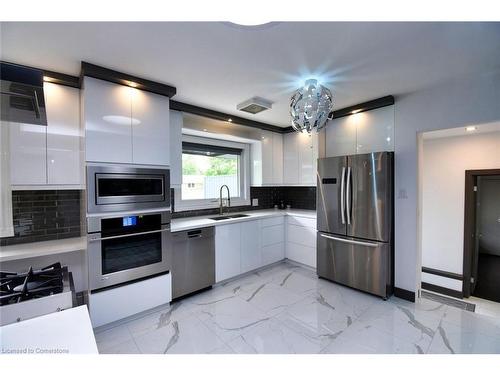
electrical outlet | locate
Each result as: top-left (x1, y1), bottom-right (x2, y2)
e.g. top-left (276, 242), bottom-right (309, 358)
top-left (252, 198), bottom-right (259, 206)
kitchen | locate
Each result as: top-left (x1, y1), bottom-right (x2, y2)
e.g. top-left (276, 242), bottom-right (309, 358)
top-left (1, 11), bottom-right (500, 366)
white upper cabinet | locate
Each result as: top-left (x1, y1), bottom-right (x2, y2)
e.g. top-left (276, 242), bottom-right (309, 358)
top-left (283, 131), bottom-right (318, 185)
top-left (251, 130), bottom-right (283, 186)
top-left (131, 89), bottom-right (170, 166)
top-left (10, 82), bottom-right (83, 188)
top-left (9, 123), bottom-right (47, 185)
top-left (45, 82), bottom-right (83, 185)
top-left (84, 77), bottom-right (133, 164)
top-left (169, 110), bottom-right (183, 187)
top-left (84, 77), bottom-right (170, 166)
top-left (326, 105), bottom-right (395, 157)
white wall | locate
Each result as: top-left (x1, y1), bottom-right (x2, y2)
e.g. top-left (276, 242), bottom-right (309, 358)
top-left (394, 71), bottom-right (500, 293)
top-left (421, 131), bottom-right (500, 290)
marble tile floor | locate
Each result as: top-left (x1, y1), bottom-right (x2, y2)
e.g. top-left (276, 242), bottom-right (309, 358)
top-left (94, 261), bottom-right (500, 354)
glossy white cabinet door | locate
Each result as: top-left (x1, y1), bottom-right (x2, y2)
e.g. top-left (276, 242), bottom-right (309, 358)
top-left (9, 123), bottom-right (47, 185)
top-left (260, 130), bottom-right (273, 184)
top-left (169, 110), bottom-right (183, 186)
top-left (298, 132), bottom-right (317, 185)
top-left (45, 83), bottom-right (82, 185)
top-left (283, 132), bottom-right (299, 184)
top-left (355, 106), bottom-right (395, 153)
top-left (240, 220), bottom-right (262, 273)
top-left (325, 116), bottom-right (357, 157)
top-left (84, 77), bottom-right (133, 163)
top-left (131, 89), bottom-right (170, 166)
top-left (215, 223), bottom-right (241, 282)
top-left (262, 242), bottom-right (285, 266)
top-left (286, 242), bottom-right (316, 268)
top-left (272, 132), bottom-right (283, 184)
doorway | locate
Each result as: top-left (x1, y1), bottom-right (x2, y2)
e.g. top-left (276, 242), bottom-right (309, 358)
top-left (463, 169), bottom-right (500, 302)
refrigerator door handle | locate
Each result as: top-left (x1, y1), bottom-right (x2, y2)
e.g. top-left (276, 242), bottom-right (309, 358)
top-left (319, 233), bottom-right (379, 248)
top-left (346, 166), bottom-right (352, 225)
top-left (340, 166), bottom-right (346, 224)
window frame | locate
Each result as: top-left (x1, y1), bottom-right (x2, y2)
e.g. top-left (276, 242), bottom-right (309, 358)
top-left (174, 135), bottom-right (251, 211)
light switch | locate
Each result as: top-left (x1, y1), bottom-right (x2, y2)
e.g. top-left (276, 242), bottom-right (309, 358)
top-left (252, 198), bottom-right (259, 206)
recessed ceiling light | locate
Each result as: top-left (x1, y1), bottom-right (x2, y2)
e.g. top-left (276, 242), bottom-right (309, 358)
top-left (351, 109), bottom-right (361, 114)
top-left (465, 126), bottom-right (477, 132)
top-left (43, 76), bottom-right (53, 82)
top-left (228, 118), bottom-right (233, 123)
top-left (128, 81), bottom-right (138, 88)
top-left (203, 128), bottom-right (207, 132)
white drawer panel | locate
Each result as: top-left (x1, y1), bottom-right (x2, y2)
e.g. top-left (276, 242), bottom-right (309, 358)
top-left (262, 242), bottom-right (285, 266)
top-left (89, 273), bottom-right (172, 328)
top-left (262, 225), bottom-right (285, 247)
top-left (287, 224), bottom-right (316, 248)
top-left (260, 216), bottom-right (284, 228)
top-left (286, 242), bottom-right (316, 268)
top-left (287, 216), bottom-right (316, 229)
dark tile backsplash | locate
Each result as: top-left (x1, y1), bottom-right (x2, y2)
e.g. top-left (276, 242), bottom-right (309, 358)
top-left (0, 190), bottom-right (82, 246)
top-left (171, 186), bottom-right (316, 219)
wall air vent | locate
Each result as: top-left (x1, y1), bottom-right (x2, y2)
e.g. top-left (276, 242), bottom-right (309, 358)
top-left (237, 97), bottom-right (272, 114)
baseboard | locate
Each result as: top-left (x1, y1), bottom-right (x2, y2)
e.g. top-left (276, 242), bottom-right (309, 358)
top-left (421, 282), bottom-right (463, 299)
top-left (394, 287), bottom-right (416, 302)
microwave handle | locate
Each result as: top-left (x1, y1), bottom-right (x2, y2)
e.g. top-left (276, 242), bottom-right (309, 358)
top-left (88, 227), bottom-right (170, 242)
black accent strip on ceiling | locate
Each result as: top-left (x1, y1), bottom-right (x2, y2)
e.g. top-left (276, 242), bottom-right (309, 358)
top-left (80, 61), bottom-right (177, 98)
top-left (422, 267), bottom-right (464, 281)
top-left (182, 141), bottom-right (242, 156)
top-left (281, 95), bottom-right (395, 133)
top-left (42, 69), bottom-right (80, 88)
top-left (170, 100), bottom-right (286, 133)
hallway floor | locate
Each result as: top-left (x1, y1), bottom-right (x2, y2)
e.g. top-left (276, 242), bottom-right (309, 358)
top-left (94, 262), bottom-right (500, 354)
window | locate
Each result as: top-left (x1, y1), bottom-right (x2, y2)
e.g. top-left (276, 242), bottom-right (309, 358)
top-left (175, 136), bottom-right (250, 211)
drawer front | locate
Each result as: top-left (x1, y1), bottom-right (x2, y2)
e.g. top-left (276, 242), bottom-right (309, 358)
top-left (287, 224), bottom-right (316, 248)
top-left (262, 243), bottom-right (285, 266)
top-left (262, 225), bottom-right (285, 247)
top-left (286, 242), bottom-right (316, 268)
top-left (260, 216), bottom-right (284, 228)
top-left (287, 215), bottom-right (316, 229)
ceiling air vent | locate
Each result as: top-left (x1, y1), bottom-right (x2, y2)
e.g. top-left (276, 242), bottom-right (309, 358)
top-left (237, 97), bottom-right (272, 114)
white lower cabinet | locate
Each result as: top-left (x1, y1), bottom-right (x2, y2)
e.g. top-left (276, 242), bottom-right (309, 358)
top-left (286, 216), bottom-right (317, 268)
top-left (240, 220), bottom-right (262, 273)
top-left (215, 223), bottom-right (241, 282)
top-left (215, 214), bottom-right (321, 282)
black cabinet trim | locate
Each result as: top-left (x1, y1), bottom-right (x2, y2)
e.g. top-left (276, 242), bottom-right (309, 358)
top-left (422, 267), bottom-right (463, 281)
top-left (421, 282), bottom-right (463, 299)
top-left (80, 61), bottom-right (177, 98)
top-left (170, 100), bottom-right (286, 133)
top-left (42, 69), bottom-right (80, 88)
top-left (394, 287), bottom-right (416, 302)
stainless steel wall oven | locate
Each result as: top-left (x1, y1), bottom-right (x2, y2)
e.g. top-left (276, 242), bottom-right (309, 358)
top-left (87, 211), bottom-right (170, 291)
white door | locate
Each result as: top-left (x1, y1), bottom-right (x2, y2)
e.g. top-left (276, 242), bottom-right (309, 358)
top-left (84, 77), bottom-right (133, 163)
top-left (240, 220), bottom-right (262, 273)
top-left (298, 132), bottom-right (315, 184)
top-left (169, 110), bottom-right (183, 186)
top-left (215, 223), bottom-right (241, 282)
top-left (131, 89), bottom-right (170, 166)
top-left (45, 82), bottom-right (82, 185)
top-left (325, 115), bottom-right (357, 157)
top-left (9, 122), bottom-right (47, 185)
top-left (260, 130), bottom-right (273, 184)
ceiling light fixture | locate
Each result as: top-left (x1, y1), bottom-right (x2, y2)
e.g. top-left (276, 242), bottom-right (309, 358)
top-left (228, 118), bottom-right (233, 123)
top-left (465, 126), bottom-right (477, 132)
top-left (290, 79), bottom-right (333, 133)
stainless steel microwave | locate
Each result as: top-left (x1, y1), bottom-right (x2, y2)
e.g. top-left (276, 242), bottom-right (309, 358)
top-left (87, 164), bottom-right (170, 214)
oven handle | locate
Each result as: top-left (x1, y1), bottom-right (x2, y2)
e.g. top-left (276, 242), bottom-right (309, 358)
top-left (88, 227), bottom-right (170, 242)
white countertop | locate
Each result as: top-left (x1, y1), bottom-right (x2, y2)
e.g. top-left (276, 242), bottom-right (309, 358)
top-left (171, 208), bottom-right (316, 232)
top-left (0, 305), bottom-right (98, 354)
top-left (0, 236), bottom-right (86, 262)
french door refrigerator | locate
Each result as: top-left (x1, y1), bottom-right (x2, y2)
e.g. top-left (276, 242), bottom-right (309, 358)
top-left (317, 152), bottom-right (394, 299)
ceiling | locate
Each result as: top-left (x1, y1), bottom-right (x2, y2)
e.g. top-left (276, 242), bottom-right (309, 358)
top-left (422, 121), bottom-right (500, 139)
top-left (1, 22), bottom-right (499, 127)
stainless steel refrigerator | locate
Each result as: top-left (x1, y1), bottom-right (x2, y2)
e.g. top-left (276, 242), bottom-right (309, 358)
top-left (317, 152), bottom-right (394, 299)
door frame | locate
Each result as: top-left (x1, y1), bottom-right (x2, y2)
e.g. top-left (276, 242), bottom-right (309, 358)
top-left (463, 168), bottom-right (500, 297)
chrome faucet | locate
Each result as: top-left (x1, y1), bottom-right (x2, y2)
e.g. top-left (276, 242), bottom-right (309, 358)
top-left (219, 185), bottom-right (231, 215)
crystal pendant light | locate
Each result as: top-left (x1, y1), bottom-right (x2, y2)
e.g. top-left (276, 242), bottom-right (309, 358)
top-left (290, 79), bottom-right (333, 133)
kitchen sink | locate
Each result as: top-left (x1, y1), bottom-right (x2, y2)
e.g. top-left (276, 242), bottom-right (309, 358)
top-left (209, 214), bottom-right (250, 221)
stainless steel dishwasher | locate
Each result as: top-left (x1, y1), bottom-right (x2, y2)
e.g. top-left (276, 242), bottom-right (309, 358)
top-left (168, 227), bottom-right (215, 299)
